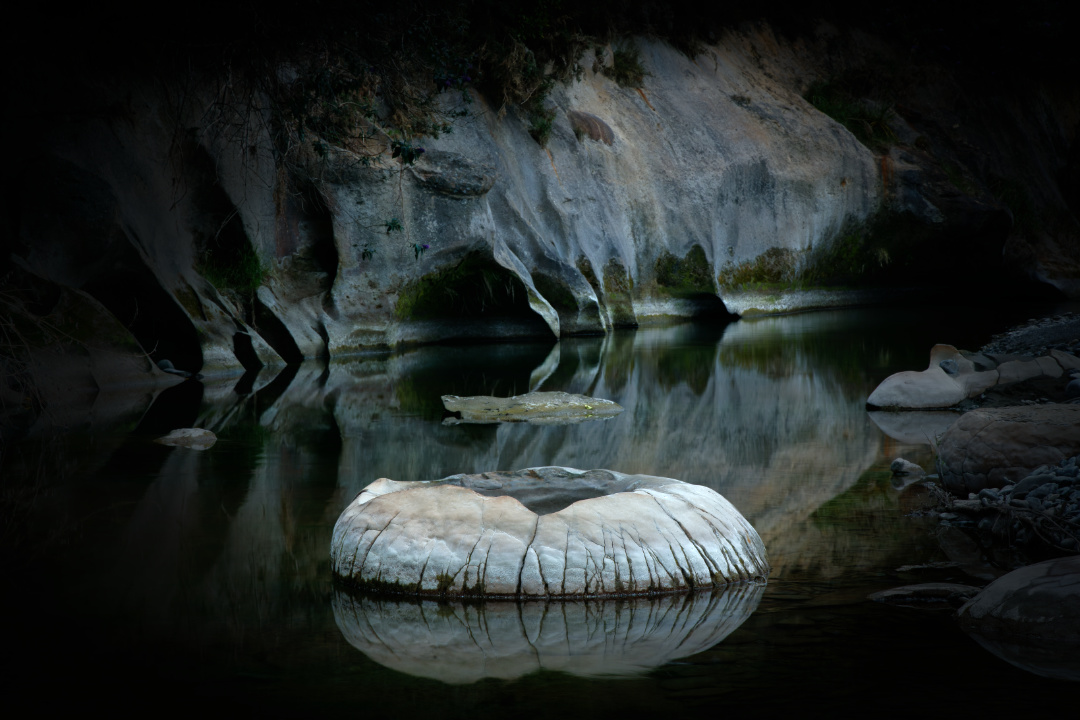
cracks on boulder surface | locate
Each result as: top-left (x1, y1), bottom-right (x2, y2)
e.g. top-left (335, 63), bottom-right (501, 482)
top-left (561, 525), bottom-right (571, 594)
top-left (517, 514), bottom-right (541, 595)
top-left (644, 493), bottom-right (699, 589)
top-left (348, 510), bottom-right (399, 579)
top-left (456, 530), bottom-right (486, 594)
top-left (416, 538), bottom-right (434, 592)
top-left (617, 525), bottom-right (640, 592)
top-left (334, 480), bottom-right (766, 598)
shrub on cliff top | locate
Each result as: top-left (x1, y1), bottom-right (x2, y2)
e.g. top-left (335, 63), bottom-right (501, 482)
top-left (806, 80), bottom-right (897, 151)
top-left (602, 43), bottom-right (648, 87)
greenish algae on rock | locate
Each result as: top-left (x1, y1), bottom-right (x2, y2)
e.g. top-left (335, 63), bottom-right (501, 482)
top-left (441, 391), bottom-right (623, 425)
top-left (655, 244), bottom-right (714, 296)
top-left (602, 258), bottom-right (638, 327)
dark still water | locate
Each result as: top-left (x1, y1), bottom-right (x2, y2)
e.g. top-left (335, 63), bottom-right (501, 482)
top-left (4, 304), bottom-right (1076, 716)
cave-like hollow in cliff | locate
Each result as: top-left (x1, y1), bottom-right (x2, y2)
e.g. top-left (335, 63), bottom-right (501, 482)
top-left (397, 251), bottom-right (555, 341)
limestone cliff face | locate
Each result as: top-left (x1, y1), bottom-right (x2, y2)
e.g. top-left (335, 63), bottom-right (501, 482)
top-left (4, 23), bottom-right (1078, 426)
top-left (282, 31), bottom-right (886, 355)
top-left (5, 28), bottom-right (878, 381)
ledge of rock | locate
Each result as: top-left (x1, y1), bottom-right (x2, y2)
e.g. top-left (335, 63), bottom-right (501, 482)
top-left (441, 391), bottom-right (623, 425)
top-left (868, 582), bottom-right (980, 609)
top-left (937, 405), bottom-right (1080, 494)
top-left (330, 467), bottom-right (770, 598)
top-left (409, 150), bottom-right (496, 197)
top-left (333, 583), bottom-right (763, 683)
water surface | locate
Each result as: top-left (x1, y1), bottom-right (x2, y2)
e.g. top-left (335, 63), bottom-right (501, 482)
top-left (5, 303), bottom-right (1076, 714)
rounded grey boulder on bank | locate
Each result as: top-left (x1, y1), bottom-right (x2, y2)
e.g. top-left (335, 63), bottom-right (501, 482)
top-left (867, 344), bottom-right (998, 409)
top-left (937, 405), bottom-right (1080, 494)
top-left (867, 343), bottom-right (1080, 410)
top-left (330, 467), bottom-right (769, 598)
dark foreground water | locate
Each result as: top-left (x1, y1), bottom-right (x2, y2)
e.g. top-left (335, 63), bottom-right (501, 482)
top-left (4, 304), bottom-right (1077, 717)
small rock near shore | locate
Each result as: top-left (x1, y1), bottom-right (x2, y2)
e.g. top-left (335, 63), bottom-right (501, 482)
top-left (155, 428), bottom-right (217, 450)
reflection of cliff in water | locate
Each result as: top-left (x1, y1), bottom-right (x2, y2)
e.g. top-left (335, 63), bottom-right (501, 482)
top-left (63, 310), bottom-right (939, 662)
top-left (161, 315), bottom-right (900, 587)
top-left (332, 583), bottom-right (765, 683)
top-left (292, 320), bottom-right (887, 579)
top-left (4, 308), bottom-right (979, 707)
top-left (93, 387), bottom-right (342, 650)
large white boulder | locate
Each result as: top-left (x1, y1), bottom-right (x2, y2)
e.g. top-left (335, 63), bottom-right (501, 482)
top-left (330, 467), bottom-right (769, 597)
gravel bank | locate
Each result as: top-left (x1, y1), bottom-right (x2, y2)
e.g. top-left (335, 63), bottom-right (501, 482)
top-left (982, 312), bottom-right (1080, 357)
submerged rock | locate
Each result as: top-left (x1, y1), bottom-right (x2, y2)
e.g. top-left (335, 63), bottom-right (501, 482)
top-left (333, 582), bottom-right (764, 683)
top-left (441, 391), bottom-right (623, 425)
top-left (330, 467), bottom-right (770, 598)
top-left (958, 555), bottom-right (1080, 681)
top-left (890, 458), bottom-right (927, 479)
top-left (154, 428), bottom-right (216, 450)
top-left (868, 582), bottom-right (980, 609)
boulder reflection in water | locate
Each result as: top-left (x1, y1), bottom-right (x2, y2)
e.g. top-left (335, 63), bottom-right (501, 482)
top-left (332, 582), bottom-right (765, 683)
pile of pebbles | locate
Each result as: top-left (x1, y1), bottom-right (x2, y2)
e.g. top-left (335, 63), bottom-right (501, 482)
top-left (981, 312), bottom-right (1080, 357)
top-left (939, 456), bottom-right (1080, 552)
top-left (978, 311), bottom-right (1080, 403)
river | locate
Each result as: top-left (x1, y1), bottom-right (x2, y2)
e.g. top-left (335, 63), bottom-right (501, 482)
top-left (3, 303), bottom-right (1075, 714)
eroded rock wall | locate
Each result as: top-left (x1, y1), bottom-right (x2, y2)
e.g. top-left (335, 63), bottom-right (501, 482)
top-left (312, 31), bottom-right (882, 350)
top-left (5, 27), bottom-right (881, 380)
top-left (6, 22), bottom-right (1079, 429)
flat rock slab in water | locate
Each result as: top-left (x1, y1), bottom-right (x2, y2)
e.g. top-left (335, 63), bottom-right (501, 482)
top-left (333, 583), bottom-right (764, 683)
top-left (441, 391), bottom-right (623, 425)
top-left (868, 583), bottom-right (980, 608)
top-left (331, 467), bottom-right (770, 598)
top-left (154, 428), bottom-right (216, 450)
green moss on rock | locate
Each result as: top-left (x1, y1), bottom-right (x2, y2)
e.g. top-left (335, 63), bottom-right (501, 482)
top-left (395, 252), bottom-right (530, 320)
top-left (174, 282), bottom-right (206, 320)
top-left (799, 211), bottom-right (927, 287)
top-left (655, 244), bottom-right (713, 295)
top-left (197, 237), bottom-right (265, 295)
top-left (602, 258), bottom-right (637, 327)
top-left (718, 247), bottom-right (797, 291)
